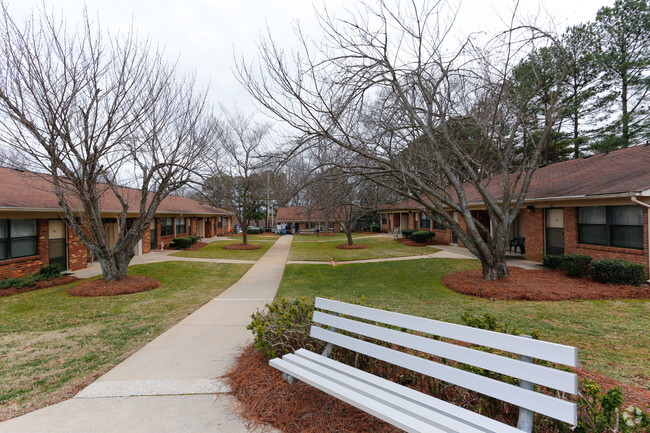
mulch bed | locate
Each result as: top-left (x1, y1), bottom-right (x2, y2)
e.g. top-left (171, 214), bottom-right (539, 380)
top-left (223, 345), bottom-right (401, 433)
top-left (443, 267), bottom-right (650, 301)
top-left (67, 276), bottom-right (160, 297)
top-left (395, 237), bottom-right (443, 247)
top-left (336, 244), bottom-right (368, 250)
top-left (222, 243), bottom-right (262, 250)
top-left (182, 242), bottom-right (208, 251)
top-left (225, 345), bottom-right (650, 432)
top-left (0, 275), bottom-right (79, 297)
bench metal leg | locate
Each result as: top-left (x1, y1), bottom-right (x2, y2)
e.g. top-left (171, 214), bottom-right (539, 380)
top-left (517, 338), bottom-right (535, 432)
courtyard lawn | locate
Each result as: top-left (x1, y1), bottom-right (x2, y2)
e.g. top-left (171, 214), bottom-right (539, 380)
top-left (170, 239), bottom-right (274, 260)
top-left (0, 261), bottom-right (251, 421)
top-left (278, 259), bottom-right (650, 391)
top-left (289, 236), bottom-right (440, 261)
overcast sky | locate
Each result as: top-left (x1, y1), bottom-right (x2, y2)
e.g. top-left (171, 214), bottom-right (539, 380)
top-left (7, 0), bottom-right (611, 116)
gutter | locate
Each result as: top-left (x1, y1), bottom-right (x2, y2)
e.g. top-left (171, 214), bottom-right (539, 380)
top-left (631, 195), bottom-right (650, 277)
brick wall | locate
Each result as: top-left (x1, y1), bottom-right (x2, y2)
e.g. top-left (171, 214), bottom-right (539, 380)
top-left (564, 207), bottom-right (649, 267)
top-left (0, 219), bottom-right (50, 279)
top-left (142, 228), bottom-right (151, 254)
top-left (205, 217), bottom-right (215, 237)
top-left (524, 208), bottom-right (544, 262)
top-left (67, 226), bottom-right (87, 271)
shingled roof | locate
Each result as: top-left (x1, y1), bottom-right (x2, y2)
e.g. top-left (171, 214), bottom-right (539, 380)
top-left (0, 167), bottom-right (231, 216)
top-left (381, 145), bottom-right (650, 210)
top-left (276, 206), bottom-right (329, 222)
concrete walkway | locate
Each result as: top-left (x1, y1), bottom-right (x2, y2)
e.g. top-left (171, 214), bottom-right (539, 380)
top-left (0, 236), bottom-right (294, 433)
top-left (287, 244), bottom-right (542, 270)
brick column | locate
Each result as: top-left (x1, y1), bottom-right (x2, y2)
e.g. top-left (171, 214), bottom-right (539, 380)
top-left (67, 225), bottom-right (88, 271)
top-left (142, 228), bottom-right (151, 254)
top-left (524, 208), bottom-right (544, 262)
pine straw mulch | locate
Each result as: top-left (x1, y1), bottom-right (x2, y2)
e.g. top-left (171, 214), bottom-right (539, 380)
top-left (222, 243), bottom-right (263, 250)
top-left (225, 345), bottom-right (650, 433)
top-left (395, 237), bottom-right (444, 247)
top-left (443, 267), bottom-right (650, 301)
top-left (182, 241), bottom-right (208, 251)
top-left (336, 244), bottom-right (368, 249)
top-left (67, 276), bottom-right (160, 297)
top-left (0, 275), bottom-right (79, 297)
top-left (223, 345), bottom-right (402, 433)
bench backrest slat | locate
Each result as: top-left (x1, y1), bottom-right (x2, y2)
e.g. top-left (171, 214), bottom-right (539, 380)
top-left (313, 310), bottom-right (577, 394)
top-left (315, 298), bottom-right (578, 367)
top-left (312, 326), bottom-right (577, 425)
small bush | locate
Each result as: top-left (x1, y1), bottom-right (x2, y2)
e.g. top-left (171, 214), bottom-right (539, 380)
top-left (188, 235), bottom-right (198, 245)
top-left (370, 224), bottom-right (380, 232)
top-left (39, 263), bottom-right (61, 279)
top-left (247, 297), bottom-right (324, 359)
top-left (247, 227), bottom-right (261, 235)
top-left (542, 255), bottom-right (563, 270)
top-left (560, 254), bottom-right (593, 277)
top-left (401, 228), bottom-right (416, 239)
top-left (0, 273), bottom-right (41, 290)
top-left (172, 237), bottom-right (193, 249)
top-left (264, 228), bottom-right (273, 233)
top-left (558, 379), bottom-right (649, 433)
top-left (589, 259), bottom-right (647, 286)
top-left (411, 230), bottom-right (434, 243)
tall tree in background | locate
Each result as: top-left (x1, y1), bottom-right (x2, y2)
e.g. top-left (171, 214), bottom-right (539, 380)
top-left (562, 23), bottom-right (601, 158)
top-left (201, 109), bottom-right (269, 245)
top-left (595, 0), bottom-right (650, 148)
top-left (239, 0), bottom-right (570, 280)
top-left (0, 4), bottom-right (210, 281)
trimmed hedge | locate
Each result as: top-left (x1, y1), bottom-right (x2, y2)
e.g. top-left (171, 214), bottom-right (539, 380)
top-left (39, 263), bottom-right (61, 279)
top-left (173, 237), bottom-right (193, 249)
top-left (0, 263), bottom-right (62, 290)
top-left (189, 235), bottom-right (198, 245)
top-left (560, 254), bottom-right (593, 278)
top-left (589, 259), bottom-right (647, 286)
top-left (247, 227), bottom-right (262, 235)
top-left (264, 228), bottom-right (273, 233)
top-left (401, 228), bottom-right (416, 239)
top-left (411, 230), bottom-right (435, 243)
top-left (542, 255), bottom-right (563, 270)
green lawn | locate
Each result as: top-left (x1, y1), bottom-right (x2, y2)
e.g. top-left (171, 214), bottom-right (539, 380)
top-left (171, 239), bottom-right (274, 260)
top-left (0, 261), bottom-right (251, 421)
top-left (278, 259), bottom-right (650, 391)
top-left (289, 236), bottom-right (439, 261)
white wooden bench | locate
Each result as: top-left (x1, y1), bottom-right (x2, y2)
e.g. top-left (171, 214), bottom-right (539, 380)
top-left (270, 297), bottom-right (578, 433)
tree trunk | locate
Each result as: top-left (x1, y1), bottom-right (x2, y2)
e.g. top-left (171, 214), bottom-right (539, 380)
top-left (480, 257), bottom-right (510, 281)
top-left (621, 76), bottom-right (629, 144)
top-left (242, 228), bottom-right (248, 245)
top-left (97, 251), bottom-right (131, 282)
top-left (346, 227), bottom-right (354, 245)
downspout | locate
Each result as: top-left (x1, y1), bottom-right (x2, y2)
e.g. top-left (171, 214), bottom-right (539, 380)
top-left (631, 195), bottom-right (650, 280)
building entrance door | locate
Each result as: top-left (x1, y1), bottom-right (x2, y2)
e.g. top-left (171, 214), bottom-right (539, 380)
top-left (48, 220), bottom-right (67, 271)
top-left (545, 208), bottom-right (564, 255)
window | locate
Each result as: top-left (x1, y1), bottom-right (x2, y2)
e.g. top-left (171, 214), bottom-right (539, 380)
top-left (0, 219), bottom-right (38, 260)
top-left (420, 212), bottom-right (431, 229)
top-left (161, 217), bottom-right (174, 237)
top-left (218, 217), bottom-right (223, 228)
top-left (434, 218), bottom-right (447, 231)
top-left (187, 218), bottom-right (192, 235)
top-left (175, 217), bottom-right (186, 235)
top-left (578, 206), bottom-right (643, 249)
top-left (381, 214), bottom-right (387, 224)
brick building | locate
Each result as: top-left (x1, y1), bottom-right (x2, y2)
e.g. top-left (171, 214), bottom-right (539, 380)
top-left (379, 145), bottom-right (650, 270)
top-left (0, 167), bottom-right (233, 279)
top-left (276, 206), bottom-right (342, 233)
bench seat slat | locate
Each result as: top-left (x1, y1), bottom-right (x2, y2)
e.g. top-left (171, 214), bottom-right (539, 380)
top-left (312, 326), bottom-right (577, 425)
top-left (270, 357), bottom-right (448, 433)
top-left (292, 349), bottom-right (524, 433)
top-left (314, 298), bottom-right (578, 367)
top-left (313, 311), bottom-right (577, 394)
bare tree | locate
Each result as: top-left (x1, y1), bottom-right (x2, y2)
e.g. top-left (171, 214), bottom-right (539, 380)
top-left (0, 5), bottom-right (211, 281)
top-left (201, 108), bottom-right (270, 245)
top-left (239, 0), bottom-right (569, 280)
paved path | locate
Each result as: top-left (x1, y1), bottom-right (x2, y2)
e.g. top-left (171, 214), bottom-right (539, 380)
top-left (287, 244), bottom-right (541, 270)
top-left (0, 236), bottom-right (294, 433)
